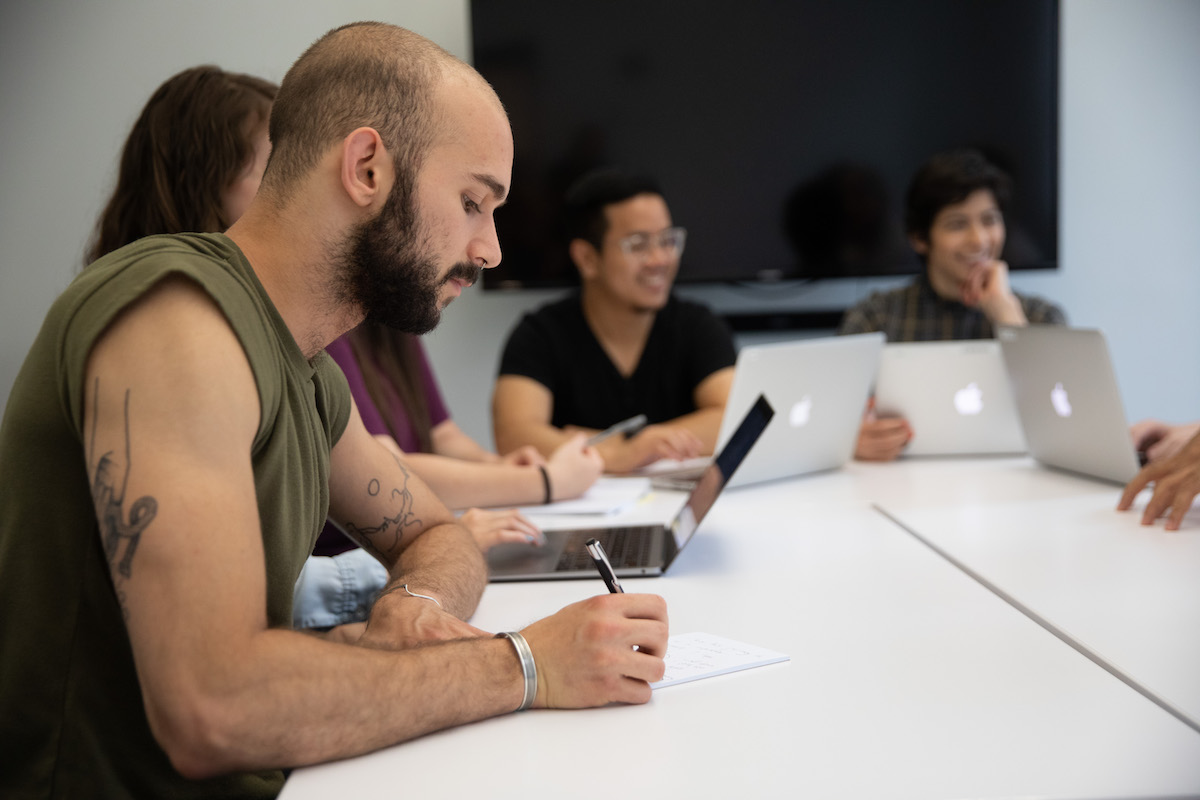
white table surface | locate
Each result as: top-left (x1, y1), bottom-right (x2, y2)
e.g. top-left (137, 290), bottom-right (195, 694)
top-left (866, 456), bottom-right (1200, 731)
top-left (281, 463), bottom-right (1200, 799)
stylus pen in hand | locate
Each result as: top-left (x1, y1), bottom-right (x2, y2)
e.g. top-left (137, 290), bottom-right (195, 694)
top-left (585, 414), bottom-right (647, 447)
top-left (585, 538), bottom-right (624, 594)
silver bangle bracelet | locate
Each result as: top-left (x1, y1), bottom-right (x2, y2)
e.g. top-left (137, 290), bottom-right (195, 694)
top-left (496, 631), bottom-right (537, 711)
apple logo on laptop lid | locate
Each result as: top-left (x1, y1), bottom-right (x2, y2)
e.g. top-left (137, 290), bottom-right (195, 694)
top-left (789, 394), bottom-right (813, 427)
top-left (1051, 382), bottom-right (1073, 418)
top-left (953, 382), bottom-right (984, 416)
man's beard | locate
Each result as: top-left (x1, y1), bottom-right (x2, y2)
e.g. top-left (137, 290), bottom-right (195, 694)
top-left (336, 179), bottom-right (481, 335)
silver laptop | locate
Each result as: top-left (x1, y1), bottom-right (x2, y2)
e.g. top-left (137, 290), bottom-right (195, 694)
top-left (997, 326), bottom-right (1140, 484)
top-left (487, 395), bottom-right (774, 581)
top-left (873, 340), bottom-right (1026, 456)
top-left (714, 333), bottom-right (883, 488)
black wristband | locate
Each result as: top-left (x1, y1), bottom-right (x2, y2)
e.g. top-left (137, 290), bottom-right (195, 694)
top-left (537, 465), bottom-right (552, 504)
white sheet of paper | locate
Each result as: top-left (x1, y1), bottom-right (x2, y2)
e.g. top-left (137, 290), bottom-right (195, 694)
top-left (651, 632), bottom-right (790, 689)
top-left (519, 476), bottom-right (651, 516)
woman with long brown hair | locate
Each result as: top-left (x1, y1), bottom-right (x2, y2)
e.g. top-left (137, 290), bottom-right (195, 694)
top-left (87, 65), bottom-right (276, 265)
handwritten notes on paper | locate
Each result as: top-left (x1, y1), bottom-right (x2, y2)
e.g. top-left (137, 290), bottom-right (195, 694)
top-left (651, 632), bottom-right (789, 690)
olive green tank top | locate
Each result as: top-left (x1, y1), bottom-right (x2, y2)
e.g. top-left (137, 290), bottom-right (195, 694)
top-left (0, 233), bottom-right (351, 798)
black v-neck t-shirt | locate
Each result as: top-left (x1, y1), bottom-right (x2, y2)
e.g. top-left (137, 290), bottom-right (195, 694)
top-left (498, 292), bottom-right (736, 430)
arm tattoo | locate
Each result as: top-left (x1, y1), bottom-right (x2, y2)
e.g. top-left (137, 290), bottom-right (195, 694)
top-left (342, 454), bottom-right (422, 560)
top-left (87, 380), bottom-right (158, 618)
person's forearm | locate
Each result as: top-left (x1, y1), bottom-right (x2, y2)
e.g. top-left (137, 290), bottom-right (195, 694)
top-left (430, 421), bottom-right (501, 463)
top-left (983, 295), bottom-right (1028, 326)
top-left (400, 453), bottom-right (544, 509)
top-left (305, 622), bottom-right (367, 643)
top-left (151, 629), bottom-right (523, 778)
top-left (663, 408), bottom-right (725, 453)
top-left (494, 420), bottom-right (573, 461)
top-left (382, 520), bottom-right (487, 620)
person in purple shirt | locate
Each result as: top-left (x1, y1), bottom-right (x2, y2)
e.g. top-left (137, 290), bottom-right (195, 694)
top-left (297, 325), bottom-right (604, 631)
top-left (314, 327), bottom-right (602, 557)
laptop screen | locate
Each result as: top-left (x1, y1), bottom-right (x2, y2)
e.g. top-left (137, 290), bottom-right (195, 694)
top-left (670, 395), bottom-right (775, 552)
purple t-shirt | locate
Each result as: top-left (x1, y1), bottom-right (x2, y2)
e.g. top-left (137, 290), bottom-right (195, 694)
top-left (314, 334), bottom-right (450, 556)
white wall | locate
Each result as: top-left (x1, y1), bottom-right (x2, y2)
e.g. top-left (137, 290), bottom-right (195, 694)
top-left (0, 0), bottom-right (469, 412)
top-left (2, 1), bottom-right (1197, 448)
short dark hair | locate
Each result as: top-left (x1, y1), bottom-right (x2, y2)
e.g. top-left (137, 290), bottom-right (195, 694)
top-left (261, 22), bottom-right (454, 204)
top-left (904, 149), bottom-right (1012, 242)
top-left (87, 65), bottom-right (276, 263)
top-left (563, 169), bottom-right (664, 250)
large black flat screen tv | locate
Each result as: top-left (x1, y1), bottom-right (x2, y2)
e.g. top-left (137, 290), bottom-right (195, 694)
top-left (471, 0), bottom-right (1059, 290)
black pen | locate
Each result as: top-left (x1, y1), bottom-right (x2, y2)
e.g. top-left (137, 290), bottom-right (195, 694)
top-left (585, 538), bottom-right (624, 593)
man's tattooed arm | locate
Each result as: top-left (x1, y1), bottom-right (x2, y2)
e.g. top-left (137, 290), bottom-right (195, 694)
top-left (331, 437), bottom-right (486, 624)
top-left (339, 452), bottom-right (423, 562)
top-left (87, 379), bottom-right (159, 621)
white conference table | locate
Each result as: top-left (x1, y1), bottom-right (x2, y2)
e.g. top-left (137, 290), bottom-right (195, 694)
top-left (281, 457), bottom-right (1200, 799)
top-left (858, 456), bottom-right (1200, 732)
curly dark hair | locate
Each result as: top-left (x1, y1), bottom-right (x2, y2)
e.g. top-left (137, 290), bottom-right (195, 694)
top-left (905, 148), bottom-right (1012, 244)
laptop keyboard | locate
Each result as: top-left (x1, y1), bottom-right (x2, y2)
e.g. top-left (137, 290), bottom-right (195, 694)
top-left (555, 526), bottom-right (657, 572)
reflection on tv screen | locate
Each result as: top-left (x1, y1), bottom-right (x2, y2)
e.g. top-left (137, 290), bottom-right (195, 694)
top-left (471, 0), bottom-right (1059, 289)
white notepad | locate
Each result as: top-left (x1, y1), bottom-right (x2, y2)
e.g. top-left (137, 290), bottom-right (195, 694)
top-left (651, 632), bottom-right (789, 689)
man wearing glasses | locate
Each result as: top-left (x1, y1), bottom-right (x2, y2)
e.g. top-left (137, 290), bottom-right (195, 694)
top-left (493, 169), bottom-right (736, 474)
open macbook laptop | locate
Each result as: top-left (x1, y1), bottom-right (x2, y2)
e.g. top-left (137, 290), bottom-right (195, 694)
top-left (873, 340), bottom-right (1026, 456)
top-left (487, 395), bottom-right (774, 581)
top-left (997, 325), bottom-right (1140, 484)
top-left (713, 332), bottom-right (883, 488)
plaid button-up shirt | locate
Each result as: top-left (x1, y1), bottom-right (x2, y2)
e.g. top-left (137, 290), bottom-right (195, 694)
top-left (838, 274), bottom-right (1065, 342)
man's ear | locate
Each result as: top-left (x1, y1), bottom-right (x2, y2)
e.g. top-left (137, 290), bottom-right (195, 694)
top-left (908, 232), bottom-right (929, 256)
top-left (340, 127), bottom-right (390, 209)
top-left (569, 239), bottom-right (601, 281)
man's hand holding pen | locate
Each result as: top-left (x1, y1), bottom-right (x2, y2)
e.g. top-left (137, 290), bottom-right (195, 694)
top-left (519, 593), bottom-right (668, 708)
top-left (508, 538), bottom-right (666, 709)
